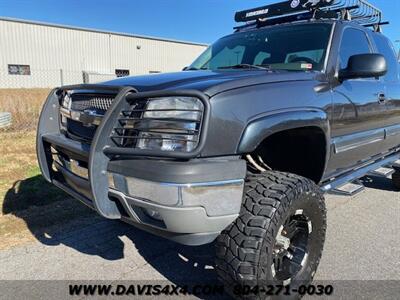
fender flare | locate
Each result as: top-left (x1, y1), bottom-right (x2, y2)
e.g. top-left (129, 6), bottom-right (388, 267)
top-left (237, 109), bottom-right (331, 170)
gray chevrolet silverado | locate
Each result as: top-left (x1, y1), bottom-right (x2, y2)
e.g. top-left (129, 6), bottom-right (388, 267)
top-left (37, 0), bottom-right (400, 297)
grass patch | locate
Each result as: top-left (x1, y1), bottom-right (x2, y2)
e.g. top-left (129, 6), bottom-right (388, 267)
top-left (26, 165), bottom-right (41, 178)
top-left (0, 88), bottom-right (50, 131)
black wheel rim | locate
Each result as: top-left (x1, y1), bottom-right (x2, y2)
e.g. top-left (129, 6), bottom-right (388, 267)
top-left (272, 210), bottom-right (311, 283)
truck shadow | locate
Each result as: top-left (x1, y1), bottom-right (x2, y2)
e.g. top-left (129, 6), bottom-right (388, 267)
top-left (2, 175), bottom-right (225, 298)
top-left (2, 175), bottom-right (125, 260)
top-left (360, 175), bottom-right (398, 192)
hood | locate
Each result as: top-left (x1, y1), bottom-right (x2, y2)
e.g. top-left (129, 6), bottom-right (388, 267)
top-left (102, 70), bottom-right (317, 97)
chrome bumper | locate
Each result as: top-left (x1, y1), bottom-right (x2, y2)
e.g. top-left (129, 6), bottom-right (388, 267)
top-left (109, 175), bottom-right (244, 245)
top-left (110, 174), bottom-right (244, 217)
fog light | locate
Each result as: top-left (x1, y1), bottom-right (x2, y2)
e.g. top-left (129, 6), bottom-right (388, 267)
top-left (144, 208), bottom-right (163, 221)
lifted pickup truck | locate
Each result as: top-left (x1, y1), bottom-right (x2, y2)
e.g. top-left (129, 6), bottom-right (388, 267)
top-left (37, 0), bottom-right (399, 296)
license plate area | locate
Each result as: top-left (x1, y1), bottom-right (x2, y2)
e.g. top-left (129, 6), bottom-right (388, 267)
top-left (51, 146), bottom-right (89, 180)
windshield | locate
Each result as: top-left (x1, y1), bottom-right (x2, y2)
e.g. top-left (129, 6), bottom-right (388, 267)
top-left (190, 23), bottom-right (333, 72)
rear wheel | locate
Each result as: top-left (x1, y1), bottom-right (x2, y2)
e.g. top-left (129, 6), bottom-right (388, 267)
top-left (215, 171), bottom-right (327, 299)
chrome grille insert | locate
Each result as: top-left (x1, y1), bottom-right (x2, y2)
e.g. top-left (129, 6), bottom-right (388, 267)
top-left (61, 92), bottom-right (117, 142)
top-left (71, 94), bottom-right (115, 112)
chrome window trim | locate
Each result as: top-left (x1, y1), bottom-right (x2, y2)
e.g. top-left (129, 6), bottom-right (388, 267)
top-left (322, 22), bottom-right (336, 74)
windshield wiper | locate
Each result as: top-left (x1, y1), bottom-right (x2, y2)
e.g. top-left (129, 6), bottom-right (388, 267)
top-left (218, 64), bottom-right (270, 70)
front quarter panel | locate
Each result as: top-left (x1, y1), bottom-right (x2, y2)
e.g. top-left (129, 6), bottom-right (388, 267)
top-left (201, 80), bottom-right (333, 157)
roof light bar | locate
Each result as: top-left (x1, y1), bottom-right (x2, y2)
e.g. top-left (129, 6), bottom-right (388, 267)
top-left (235, 0), bottom-right (334, 23)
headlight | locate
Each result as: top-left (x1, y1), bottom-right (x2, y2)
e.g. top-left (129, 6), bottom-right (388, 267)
top-left (143, 97), bottom-right (202, 121)
top-left (137, 132), bottom-right (198, 152)
top-left (136, 97), bottom-right (204, 153)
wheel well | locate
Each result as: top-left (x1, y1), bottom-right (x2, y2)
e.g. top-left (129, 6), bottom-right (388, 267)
top-left (248, 127), bottom-right (327, 183)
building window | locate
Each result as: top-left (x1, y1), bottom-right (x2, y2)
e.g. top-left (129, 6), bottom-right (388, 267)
top-left (8, 64), bottom-right (31, 75)
top-left (149, 71), bottom-right (161, 74)
top-left (115, 69), bottom-right (130, 77)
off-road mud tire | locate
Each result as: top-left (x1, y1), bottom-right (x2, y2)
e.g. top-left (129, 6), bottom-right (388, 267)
top-left (215, 172), bottom-right (327, 299)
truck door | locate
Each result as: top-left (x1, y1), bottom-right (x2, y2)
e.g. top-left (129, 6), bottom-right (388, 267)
top-left (328, 27), bottom-right (387, 175)
top-left (371, 33), bottom-right (400, 150)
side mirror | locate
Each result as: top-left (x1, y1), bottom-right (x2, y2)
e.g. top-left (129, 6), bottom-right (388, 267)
top-left (339, 54), bottom-right (387, 81)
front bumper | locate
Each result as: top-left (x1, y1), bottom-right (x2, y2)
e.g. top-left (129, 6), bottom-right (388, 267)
top-left (37, 89), bottom-right (246, 245)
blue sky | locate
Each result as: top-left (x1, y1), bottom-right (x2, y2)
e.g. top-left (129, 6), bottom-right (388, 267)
top-left (0, 0), bottom-right (399, 47)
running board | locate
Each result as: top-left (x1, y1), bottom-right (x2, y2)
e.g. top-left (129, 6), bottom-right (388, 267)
top-left (321, 151), bottom-right (400, 194)
top-left (391, 159), bottom-right (400, 169)
top-left (330, 180), bottom-right (365, 196)
top-left (369, 166), bottom-right (394, 177)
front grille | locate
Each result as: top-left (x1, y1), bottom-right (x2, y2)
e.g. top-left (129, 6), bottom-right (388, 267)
top-left (67, 119), bottom-right (97, 141)
top-left (62, 93), bottom-right (116, 142)
top-left (71, 94), bottom-right (115, 112)
top-left (110, 98), bottom-right (203, 152)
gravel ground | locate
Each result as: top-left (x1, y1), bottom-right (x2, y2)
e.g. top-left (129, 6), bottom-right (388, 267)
top-left (0, 174), bottom-right (399, 299)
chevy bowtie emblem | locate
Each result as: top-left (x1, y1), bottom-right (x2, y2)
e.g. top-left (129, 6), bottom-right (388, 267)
top-left (83, 109), bottom-right (99, 116)
top-left (82, 109), bottom-right (103, 127)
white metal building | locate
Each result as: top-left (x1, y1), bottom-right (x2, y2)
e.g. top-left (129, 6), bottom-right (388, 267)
top-left (0, 17), bottom-right (208, 88)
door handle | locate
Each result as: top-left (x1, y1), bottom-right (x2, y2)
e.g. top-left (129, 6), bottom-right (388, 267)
top-left (378, 92), bottom-right (386, 103)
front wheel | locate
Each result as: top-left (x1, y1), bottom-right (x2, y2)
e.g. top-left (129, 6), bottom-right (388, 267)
top-left (215, 171), bottom-right (327, 299)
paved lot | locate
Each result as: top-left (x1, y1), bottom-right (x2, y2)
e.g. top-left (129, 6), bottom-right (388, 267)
top-left (0, 175), bottom-right (399, 297)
